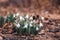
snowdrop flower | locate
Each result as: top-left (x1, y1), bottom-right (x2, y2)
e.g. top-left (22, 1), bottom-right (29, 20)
top-left (29, 23), bottom-right (33, 27)
top-left (39, 22), bottom-right (43, 27)
top-left (19, 16), bottom-right (25, 21)
top-left (36, 27), bottom-right (39, 31)
top-left (15, 23), bottom-right (20, 28)
top-left (30, 21), bottom-right (33, 24)
top-left (29, 16), bottom-right (33, 21)
top-left (15, 20), bottom-right (18, 23)
top-left (16, 12), bottom-right (20, 17)
top-left (25, 14), bottom-right (29, 19)
top-left (24, 23), bottom-right (28, 28)
top-left (33, 20), bottom-right (36, 24)
top-left (13, 14), bottom-right (16, 17)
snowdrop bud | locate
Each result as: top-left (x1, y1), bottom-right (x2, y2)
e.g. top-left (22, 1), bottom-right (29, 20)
top-left (16, 23), bottom-right (20, 28)
top-left (16, 12), bottom-right (20, 17)
top-left (24, 24), bottom-right (28, 28)
top-left (25, 14), bottom-right (29, 19)
top-left (36, 27), bottom-right (39, 31)
top-left (29, 16), bottom-right (33, 21)
top-left (39, 22), bottom-right (43, 27)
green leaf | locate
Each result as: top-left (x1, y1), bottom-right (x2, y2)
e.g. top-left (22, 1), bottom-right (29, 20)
top-left (0, 16), bottom-right (4, 26)
top-left (6, 14), bottom-right (15, 23)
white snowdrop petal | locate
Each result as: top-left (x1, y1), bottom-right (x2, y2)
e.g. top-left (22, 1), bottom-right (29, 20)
top-left (30, 21), bottom-right (33, 24)
top-left (20, 16), bottom-right (25, 21)
top-left (29, 23), bottom-right (33, 27)
top-left (16, 23), bottom-right (20, 28)
top-left (36, 27), bottom-right (39, 31)
top-left (29, 16), bottom-right (33, 20)
top-left (39, 22), bottom-right (43, 27)
top-left (20, 16), bottom-right (23, 20)
top-left (16, 12), bottom-right (20, 17)
top-left (33, 20), bottom-right (35, 23)
top-left (25, 14), bottom-right (29, 19)
top-left (15, 20), bottom-right (18, 23)
top-left (22, 18), bottom-right (25, 20)
top-left (13, 14), bottom-right (16, 17)
top-left (40, 16), bottom-right (44, 20)
top-left (24, 24), bottom-right (28, 28)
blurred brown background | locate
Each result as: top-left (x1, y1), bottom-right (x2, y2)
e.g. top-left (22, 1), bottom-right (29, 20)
top-left (0, 0), bottom-right (60, 19)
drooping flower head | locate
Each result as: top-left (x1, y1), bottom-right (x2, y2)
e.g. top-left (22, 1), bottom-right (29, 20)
top-left (15, 23), bottom-right (20, 28)
top-left (19, 16), bottom-right (25, 21)
top-left (36, 27), bottom-right (39, 31)
top-left (13, 14), bottom-right (16, 17)
top-left (39, 22), bottom-right (43, 28)
top-left (29, 23), bottom-right (33, 27)
top-left (24, 23), bottom-right (28, 28)
top-left (29, 16), bottom-right (33, 21)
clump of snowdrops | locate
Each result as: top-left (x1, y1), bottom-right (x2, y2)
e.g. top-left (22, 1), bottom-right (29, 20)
top-left (0, 13), bottom-right (44, 36)
top-left (13, 13), bottom-right (44, 35)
